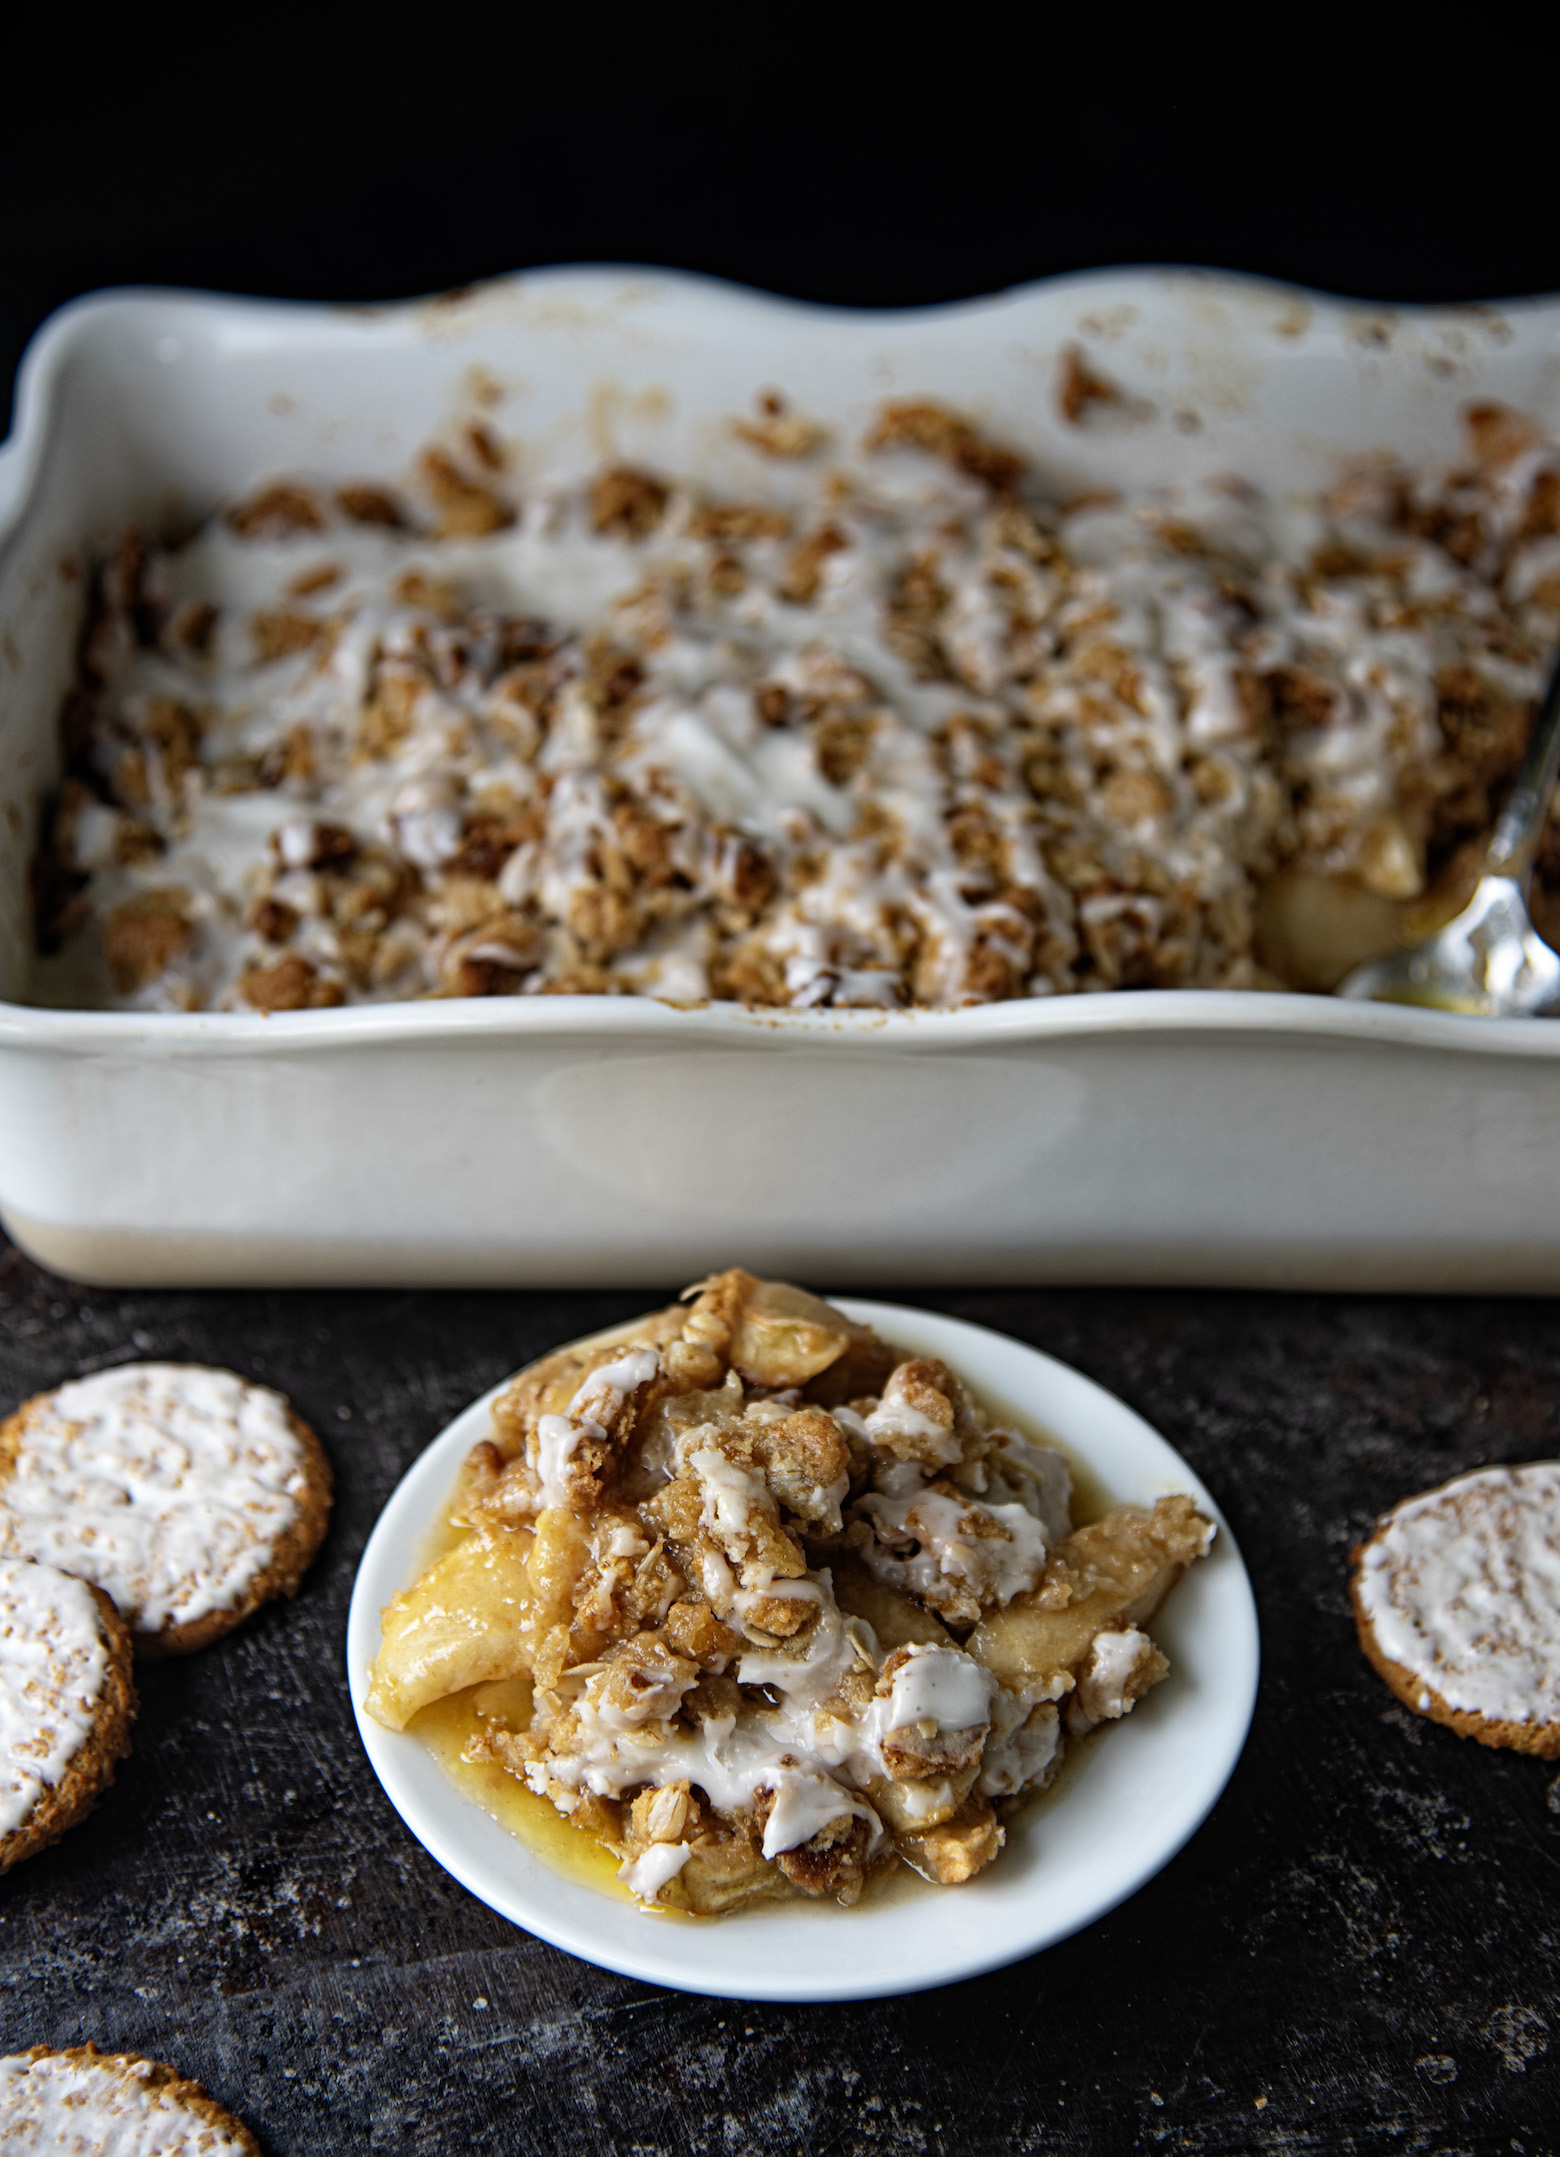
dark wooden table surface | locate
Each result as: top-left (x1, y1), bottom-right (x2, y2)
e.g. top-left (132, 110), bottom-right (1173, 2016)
top-left (3, 1238), bottom-right (1558, 2155)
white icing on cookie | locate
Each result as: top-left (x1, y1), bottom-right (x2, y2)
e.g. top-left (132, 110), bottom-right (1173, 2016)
top-left (0, 1559), bottom-right (109, 1838)
top-left (1356, 1462), bottom-right (1560, 1726)
top-left (0, 2048), bottom-right (253, 2154)
top-left (0, 1364), bottom-right (311, 1633)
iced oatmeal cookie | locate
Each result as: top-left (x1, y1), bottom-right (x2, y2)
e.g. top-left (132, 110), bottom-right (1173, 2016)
top-left (0, 2044), bottom-right (261, 2153)
top-left (0, 1557), bottom-right (136, 1874)
top-left (0, 1364), bottom-right (332, 1655)
top-left (1352, 1462), bottom-right (1560, 1756)
top-left (367, 1270), bottom-right (1213, 1912)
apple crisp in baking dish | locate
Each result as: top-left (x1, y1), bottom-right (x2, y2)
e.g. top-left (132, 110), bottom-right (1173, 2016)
top-left (364, 1271), bottom-right (1213, 1912)
top-left (32, 395), bottom-right (1560, 1010)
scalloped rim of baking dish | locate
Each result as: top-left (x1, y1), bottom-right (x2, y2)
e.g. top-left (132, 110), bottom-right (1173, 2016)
top-left (3, 262), bottom-right (1559, 1061)
top-left (3, 989), bottom-right (1560, 1060)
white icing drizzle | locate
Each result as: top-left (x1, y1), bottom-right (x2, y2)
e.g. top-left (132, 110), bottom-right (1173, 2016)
top-left (857, 1488), bottom-right (1051, 1611)
top-left (42, 419), bottom-right (1560, 1015)
top-left (569, 1347), bottom-right (660, 1430)
top-left (862, 1397), bottom-right (961, 1467)
top-left (1356, 1463), bottom-right (1560, 1726)
top-left (517, 1368), bottom-right (1096, 1896)
top-left (0, 2048), bottom-right (253, 2154)
top-left (533, 1417), bottom-right (581, 1511)
top-left (978, 1693), bottom-right (1063, 1798)
top-left (955, 1431), bottom-right (1074, 1542)
top-left (533, 1565), bottom-right (886, 1871)
top-left (0, 1364), bottom-right (310, 1633)
top-left (1075, 1628), bottom-right (1154, 1721)
top-left (618, 1840), bottom-right (693, 1899)
top-left (689, 1445), bottom-right (775, 1555)
top-left (443, 1328), bottom-right (1214, 1906)
top-left (874, 1642), bottom-right (995, 1735)
top-left (527, 1383), bottom-right (1060, 1883)
top-left (0, 1560), bottom-right (110, 1838)
top-left (759, 1767), bottom-right (877, 1861)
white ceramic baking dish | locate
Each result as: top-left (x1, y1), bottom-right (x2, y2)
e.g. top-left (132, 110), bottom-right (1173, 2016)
top-left (3, 266), bottom-right (1560, 1291)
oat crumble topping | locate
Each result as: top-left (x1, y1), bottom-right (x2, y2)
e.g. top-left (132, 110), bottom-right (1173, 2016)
top-left (32, 396), bottom-right (1560, 1011)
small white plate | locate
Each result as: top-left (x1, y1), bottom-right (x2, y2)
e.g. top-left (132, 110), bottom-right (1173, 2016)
top-left (347, 1301), bottom-right (1259, 2001)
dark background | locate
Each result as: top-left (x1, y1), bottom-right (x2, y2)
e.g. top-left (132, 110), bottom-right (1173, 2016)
top-left (4, 26), bottom-right (1558, 423)
top-left (5, 1256), bottom-right (1560, 2155)
top-left (5, 22), bottom-right (1560, 2155)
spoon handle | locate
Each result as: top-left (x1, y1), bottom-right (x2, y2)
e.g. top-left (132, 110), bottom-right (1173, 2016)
top-left (1487, 645), bottom-right (1560, 885)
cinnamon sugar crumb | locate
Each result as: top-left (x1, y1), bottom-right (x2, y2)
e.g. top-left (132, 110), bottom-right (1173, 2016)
top-left (1056, 347), bottom-right (1123, 426)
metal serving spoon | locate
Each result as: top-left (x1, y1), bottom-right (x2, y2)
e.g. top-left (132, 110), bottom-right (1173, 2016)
top-left (1338, 647), bottom-right (1560, 1014)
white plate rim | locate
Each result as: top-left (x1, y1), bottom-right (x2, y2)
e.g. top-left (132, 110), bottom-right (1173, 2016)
top-left (346, 1300), bottom-right (1260, 2001)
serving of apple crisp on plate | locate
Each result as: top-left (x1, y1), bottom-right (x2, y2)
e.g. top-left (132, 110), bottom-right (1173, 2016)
top-left (350, 1275), bottom-right (1256, 1998)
